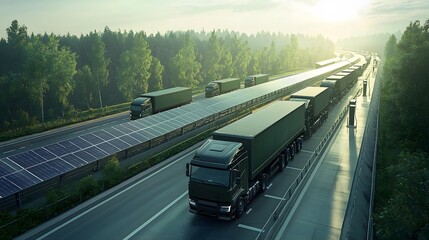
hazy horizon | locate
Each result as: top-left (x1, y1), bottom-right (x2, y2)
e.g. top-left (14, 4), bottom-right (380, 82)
top-left (1, 0), bottom-right (428, 41)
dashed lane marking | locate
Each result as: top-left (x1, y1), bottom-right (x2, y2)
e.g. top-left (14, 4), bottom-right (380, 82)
top-left (246, 208), bottom-right (253, 215)
top-left (238, 224), bottom-right (263, 233)
top-left (264, 194), bottom-right (286, 201)
top-left (286, 166), bottom-right (302, 171)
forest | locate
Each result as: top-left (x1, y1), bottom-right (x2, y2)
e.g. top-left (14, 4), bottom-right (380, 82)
top-left (375, 20), bottom-right (429, 239)
top-left (0, 20), bottom-right (335, 133)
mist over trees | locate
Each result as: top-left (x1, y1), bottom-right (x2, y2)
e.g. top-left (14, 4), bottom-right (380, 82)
top-left (336, 32), bottom-right (402, 57)
top-left (0, 20), bottom-right (335, 132)
top-left (375, 20), bottom-right (429, 240)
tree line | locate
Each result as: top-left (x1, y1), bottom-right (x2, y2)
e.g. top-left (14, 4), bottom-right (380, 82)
top-left (375, 20), bottom-right (429, 239)
top-left (0, 20), bottom-right (335, 131)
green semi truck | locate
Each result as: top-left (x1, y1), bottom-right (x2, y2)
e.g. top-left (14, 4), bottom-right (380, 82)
top-left (244, 74), bottom-right (269, 88)
top-left (205, 78), bottom-right (241, 98)
top-left (290, 87), bottom-right (330, 138)
top-left (130, 87), bottom-right (192, 120)
top-left (186, 101), bottom-right (305, 219)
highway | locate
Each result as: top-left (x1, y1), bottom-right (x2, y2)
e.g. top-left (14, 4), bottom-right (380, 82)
top-left (18, 67), bottom-right (364, 240)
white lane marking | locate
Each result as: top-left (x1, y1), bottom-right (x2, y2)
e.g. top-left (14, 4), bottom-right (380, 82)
top-left (123, 191), bottom-right (188, 240)
top-left (238, 224), bottom-right (263, 233)
top-left (300, 150), bottom-right (314, 154)
top-left (264, 194), bottom-right (285, 201)
top-left (19, 146), bottom-right (25, 149)
top-left (286, 166), bottom-right (302, 171)
top-left (267, 183), bottom-right (273, 189)
top-left (246, 208), bottom-right (253, 215)
top-left (3, 149), bottom-right (15, 154)
top-left (36, 150), bottom-right (195, 240)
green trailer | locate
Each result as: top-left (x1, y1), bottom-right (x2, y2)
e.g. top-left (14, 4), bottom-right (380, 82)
top-left (186, 101), bottom-right (305, 219)
top-left (130, 87), bottom-right (192, 120)
top-left (244, 74), bottom-right (269, 87)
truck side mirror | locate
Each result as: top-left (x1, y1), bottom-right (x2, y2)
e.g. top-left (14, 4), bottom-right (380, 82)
top-left (186, 163), bottom-right (190, 177)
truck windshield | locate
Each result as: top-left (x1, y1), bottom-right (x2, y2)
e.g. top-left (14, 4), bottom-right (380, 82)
top-left (130, 104), bottom-right (141, 111)
top-left (190, 166), bottom-right (230, 187)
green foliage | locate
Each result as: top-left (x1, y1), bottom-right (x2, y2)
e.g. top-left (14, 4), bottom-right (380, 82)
top-left (78, 175), bottom-right (99, 199)
top-left (103, 156), bottom-right (123, 188)
top-left (375, 19), bottom-right (429, 240)
top-left (170, 34), bottom-right (201, 88)
top-left (0, 20), bottom-right (335, 133)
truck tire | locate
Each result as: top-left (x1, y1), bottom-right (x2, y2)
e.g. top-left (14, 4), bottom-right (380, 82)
top-left (236, 198), bottom-right (245, 219)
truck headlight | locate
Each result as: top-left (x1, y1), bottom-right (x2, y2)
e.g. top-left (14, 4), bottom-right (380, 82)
top-left (220, 205), bottom-right (231, 213)
top-left (189, 198), bottom-right (196, 207)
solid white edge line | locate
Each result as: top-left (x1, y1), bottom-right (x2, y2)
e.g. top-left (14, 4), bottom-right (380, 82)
top-left (246, 208), bottom-right (253, 215)
top-left (123, 191), bottom-right (188, 240)
top-left (36, 150), bottom-right (195, 240)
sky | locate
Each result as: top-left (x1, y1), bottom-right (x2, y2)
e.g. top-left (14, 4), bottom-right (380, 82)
top-left (0, 0), bottom-right (428, 41)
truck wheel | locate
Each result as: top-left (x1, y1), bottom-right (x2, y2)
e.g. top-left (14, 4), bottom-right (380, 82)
top-left (236, 198), bottom-right (245, 218)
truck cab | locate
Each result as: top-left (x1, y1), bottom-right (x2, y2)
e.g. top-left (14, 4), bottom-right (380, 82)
top-left (186, 139), bottom-right (248, 220)
top-left (244, 76), bottom-right (255, 87)
top-left (129, 97), bottom-right (153, 120)
top-left (205, 82), bottom-right (220, 98)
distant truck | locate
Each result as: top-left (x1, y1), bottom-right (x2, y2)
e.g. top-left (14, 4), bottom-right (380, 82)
top-left (290, 87), bottom-right (330, 138)
top-left (186, 101), bottom-right (305, 219)
top-left (244, 74), bottom-right (269, 88)
top-left (205, 78), bottom-right (241, 98)
top-left (322, 75), bottom-right (348, 103)
top-left (130, 87), bottom-right (192, 120)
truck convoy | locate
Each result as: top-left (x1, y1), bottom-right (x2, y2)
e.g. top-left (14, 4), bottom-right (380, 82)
top-left (289, 87), bottom-right (330, 138)
top-left (130, 87), bottom-right (192, 120)
top-left (205, 78), bottom-right (241, 98)
top-left (244, 74), bottom-right (269, 88)
top-left (186, 101), bottom-right (306, 219)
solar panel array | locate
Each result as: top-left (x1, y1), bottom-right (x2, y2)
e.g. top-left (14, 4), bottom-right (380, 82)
top-left (0, 56), bottom-right (360, 198)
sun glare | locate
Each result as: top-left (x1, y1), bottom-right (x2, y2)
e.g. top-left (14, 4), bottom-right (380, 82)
top-left (313, 0), bottom-right (370, 22)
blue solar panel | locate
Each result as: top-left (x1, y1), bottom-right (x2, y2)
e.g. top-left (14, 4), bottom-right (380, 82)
top-left (122, 122), bottom-right (140, 131)
top-left (74, 150), bottom-right (98, 163)
top-left (112, 125), bottom-right (133, 135)
top-left (80, 133), bottom-right (104, 145)
top-left (61, 154), bottom-right (88, 168)
top-left (84, 146), bottom-right (108, 160)
top-left (46, 159), bottom-right (74, 174)
top-left (9, 151), bottom-right (46, 168)
top-left (0, 178), bottom-right (20, 197)
top-left (0, 158), bottom-right (22, 177)
top-left (93, 130), bottom-right (115, 141)
top-left (4, 170), bottom-right (41, 189)
top-left (45, 143), bottom-right (70, 157)
top-left (58, 140), bottom-right (81, 152)
top-left (120, 134), bottom-right (142, 146)
top-left (69, 137), bottom-right (92, 149)
top-left (28, 163), bottom-right (62, 181)
top-left (97, 142), bottom-right (120, 155)
top-left (33, 148), bottom-right (56, 160)
top-left (107, 138), bottom-right (131, 150)
top-left (104, 127), bottom-right (125, 138)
